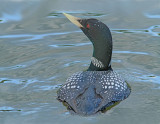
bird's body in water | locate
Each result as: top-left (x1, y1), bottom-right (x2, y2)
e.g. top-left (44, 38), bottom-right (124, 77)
top-left (57, 13), bottom-right (131, 116)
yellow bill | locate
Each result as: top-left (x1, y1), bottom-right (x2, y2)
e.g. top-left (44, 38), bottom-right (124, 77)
top-left (63, 13), bottom-right (83, 28)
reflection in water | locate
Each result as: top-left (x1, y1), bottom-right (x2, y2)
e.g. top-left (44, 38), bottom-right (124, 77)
top-left (0, 58), bottom-right (46, 71)
top-left (0, 77), bottom-right (60, 90)
top-left (112, 25), bottom-right (160, 36)
top-left (0, 77), bottom-right (39, 85)
top-left (144, 13), bottom-right (160, 19)
top-left (0, 12), bottom-right (22, 23)
top-left (48, 11), bottom-right (106, 18)
top-left (134, 71), bottom-right (160, 85)
top-left (124, 68), bottom-right (160, 87)
top-left (0, 31), bottom-right (80, 41)
top-left (0, 106), bottom-right (21, 112)
top-left (49, 42), bottom-right (91, 48)
top-left (113, 51), bottom-right (149, 55)
top-left (63, 60), bottom-right (81, 67)
top-left (34, 84), bottom-right (61, 91)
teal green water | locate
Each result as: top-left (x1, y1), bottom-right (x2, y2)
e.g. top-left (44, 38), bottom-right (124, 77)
top-left (0, 0), bottom-right (160, 124)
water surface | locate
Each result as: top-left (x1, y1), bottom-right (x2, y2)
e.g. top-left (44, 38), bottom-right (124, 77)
top-left (0, 0), bottom-right (160, 124)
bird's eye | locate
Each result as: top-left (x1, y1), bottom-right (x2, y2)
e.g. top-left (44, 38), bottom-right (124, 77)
top-left (86, 24), bottom-right (90, 29)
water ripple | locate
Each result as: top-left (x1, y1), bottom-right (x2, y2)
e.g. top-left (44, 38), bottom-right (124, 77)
top-left (0, 106), bottom-right (21, 112)
top-left (20, 107), bottom-right (41, 115)
top-left (144, 13), bottom-right (160, 19)
top-left (48, 11), bottom-right (106, 18)
top-left (113, 51), bottom-right (149, 55)
top-left (0, 76), bottom-right (59, 90)
top-left (49, 42), bottom-right (91, 48)
top-left (0, 77), bottom-right (40, 85)
top-left (137, 73), bottom-right (160, 85)
top-left (63, 60), bottom-right (81, 67)
top-left (21, 103), bottom-right (58, 116)
top-left (33, 84), bottom-right (61, 91)
top-left (0, 25), bottom-right (159, 43)
top-left (0, 58), bottom-right (46, 71)
top-left (0, 31), bottom-right (79, 41)
top-left (128, 69), bottom-right (160, 85)
top-left (112, 25), bottom-right (160, 36)
top-left (0, 12), bottom-right (22, 23)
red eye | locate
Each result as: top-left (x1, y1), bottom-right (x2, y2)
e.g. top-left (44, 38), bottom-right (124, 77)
top-left (86, 24), bottom-right (90, 28)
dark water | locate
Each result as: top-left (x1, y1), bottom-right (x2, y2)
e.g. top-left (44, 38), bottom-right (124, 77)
top-left (0, 0), bottom-right (160, 124)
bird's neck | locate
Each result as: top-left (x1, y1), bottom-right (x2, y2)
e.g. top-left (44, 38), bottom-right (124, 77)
top-left (87, 40), bottom-right (112, 71)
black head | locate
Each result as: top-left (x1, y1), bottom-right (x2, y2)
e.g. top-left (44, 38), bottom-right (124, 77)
top-left (78, 19), bottom-right (112, 46)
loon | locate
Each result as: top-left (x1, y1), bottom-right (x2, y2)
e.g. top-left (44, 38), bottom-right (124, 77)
top-left (57, 13), bottom-right (131, 116)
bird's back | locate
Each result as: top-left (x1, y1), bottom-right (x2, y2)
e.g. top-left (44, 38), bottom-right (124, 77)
top-left (57, 70), bottom-right (131, 115)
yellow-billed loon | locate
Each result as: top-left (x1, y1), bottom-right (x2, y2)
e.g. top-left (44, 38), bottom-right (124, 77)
top-left (57, 13), bottom-right (131, 116)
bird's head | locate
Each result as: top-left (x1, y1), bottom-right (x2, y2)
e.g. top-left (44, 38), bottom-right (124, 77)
top-left (63, 13), bottom-right (112, 46)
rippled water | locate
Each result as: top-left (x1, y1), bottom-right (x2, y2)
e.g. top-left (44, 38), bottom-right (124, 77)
top-left (0, 0), bottom-right (160, 124)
